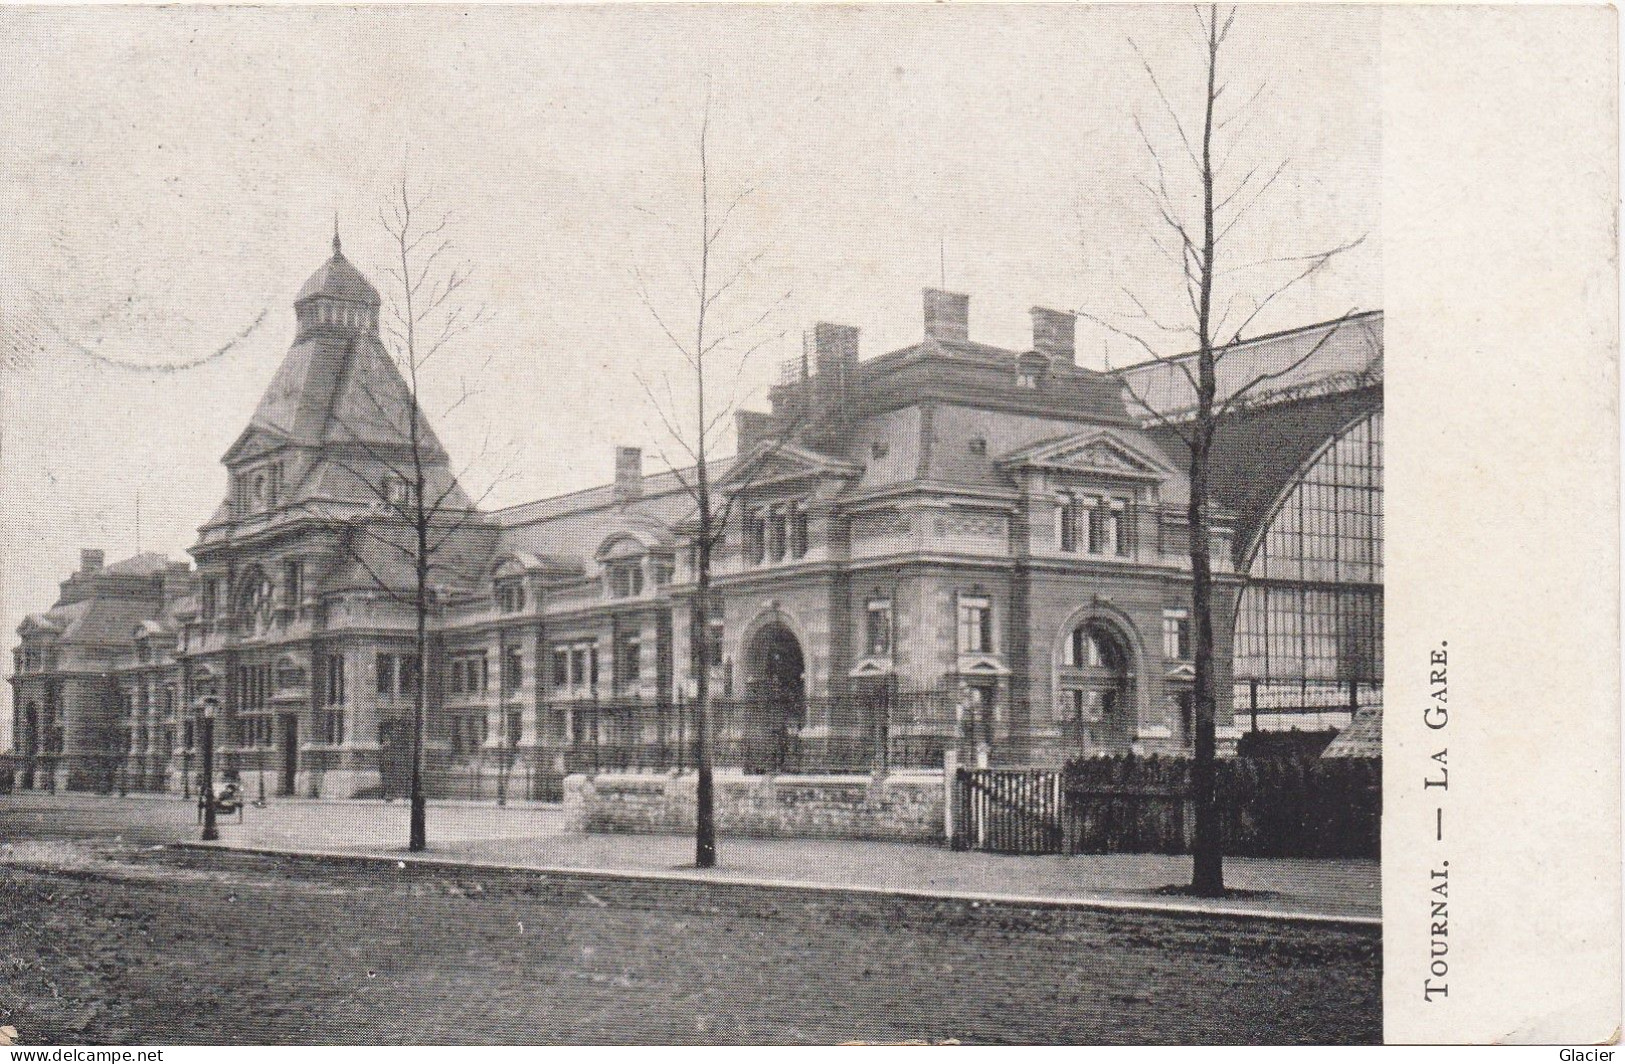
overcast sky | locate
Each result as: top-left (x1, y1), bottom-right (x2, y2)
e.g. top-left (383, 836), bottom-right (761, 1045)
top-left (0, 4), bottom-right (1379, 738)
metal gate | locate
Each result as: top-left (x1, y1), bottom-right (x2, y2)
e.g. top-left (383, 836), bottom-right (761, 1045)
top-left (951, 768), bottom-right (1063, 854)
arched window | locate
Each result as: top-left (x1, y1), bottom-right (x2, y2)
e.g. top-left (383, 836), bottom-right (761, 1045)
top-left (235, 567), bottom-right (274, 631)
top-left (1061, 623), bottom-right (1124, 671)
top-left (1055, 618), bottom-right (1134, 748)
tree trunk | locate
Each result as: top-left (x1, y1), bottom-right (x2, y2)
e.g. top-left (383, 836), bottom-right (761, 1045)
top-left (1189, 3), bottom-right (1225, 897)
top-left (409, 498), bottom-right (429, 852)
top-left (693, 480), bottom-right (717, 868)
top-left (1189, 433), bottom-right (1222, 895)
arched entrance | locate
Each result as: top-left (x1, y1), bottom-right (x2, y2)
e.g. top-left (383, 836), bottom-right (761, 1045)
top-left (743, 623), bottom-right (806, 772)
top-left (1058, 619), bottom-right (1136, 754)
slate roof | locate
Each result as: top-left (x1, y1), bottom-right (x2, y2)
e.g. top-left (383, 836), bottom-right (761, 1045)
top-left (1128, 314), bottom-right (1384, 567)
top-left (29, 597), bottom-right (158, 648)
top-left (240, 334), bottom-right (446, 458)
top-left (1112, 311), bottom-right (1383, 422)
top-left (296, 236), bottom-right (380, 306)
top-left (103, 552), bottom-right (172, 577)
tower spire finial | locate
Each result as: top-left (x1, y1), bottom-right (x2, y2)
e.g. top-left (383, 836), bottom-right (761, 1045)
top-left (332, 213), bottom-right (342, 258)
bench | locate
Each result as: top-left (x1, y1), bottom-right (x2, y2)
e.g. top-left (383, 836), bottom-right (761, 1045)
top-left (196, 786), bottom-right (246, 824)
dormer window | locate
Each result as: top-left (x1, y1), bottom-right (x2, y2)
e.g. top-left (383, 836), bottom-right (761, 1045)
top-left (608, 560), bottom-right (643, 598)
top-left (496, 579), bottom-right (526, 613)
top-left (385, 475), bottom-right (418, 509)
top-left (968, 436), bottom-right (988, 456)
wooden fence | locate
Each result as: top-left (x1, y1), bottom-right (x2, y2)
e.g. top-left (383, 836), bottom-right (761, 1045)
top-left (951, 753), bottom-right (1380, 859)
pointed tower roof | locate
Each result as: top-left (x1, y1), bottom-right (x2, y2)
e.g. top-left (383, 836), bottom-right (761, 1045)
top-left (223, 236), bottom-right (448, 462)
top-left (296, 226), bottom-right (380, 307)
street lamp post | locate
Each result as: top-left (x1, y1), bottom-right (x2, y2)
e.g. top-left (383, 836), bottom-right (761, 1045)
top-left (199, 696), bottom-right (219, 842)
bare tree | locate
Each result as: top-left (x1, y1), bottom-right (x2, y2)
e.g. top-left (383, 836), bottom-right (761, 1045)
top-left (629, 90), bottom-right (793, 869)
top-left (1084, 5), bottom-right (1366, 897)
top-left (293, 176), bottom-right (508, 852)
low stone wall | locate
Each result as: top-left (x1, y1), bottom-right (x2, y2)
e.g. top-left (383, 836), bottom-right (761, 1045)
top-left (564, 770), bottom-right (946, 843)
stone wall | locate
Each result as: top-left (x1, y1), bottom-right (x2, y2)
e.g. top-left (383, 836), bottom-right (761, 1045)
top-left (564, 770), bottom-right (946, 843)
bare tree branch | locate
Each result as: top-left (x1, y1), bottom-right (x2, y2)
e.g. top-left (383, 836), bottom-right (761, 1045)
top-left (1216, 308), bottom-right (1363, 420)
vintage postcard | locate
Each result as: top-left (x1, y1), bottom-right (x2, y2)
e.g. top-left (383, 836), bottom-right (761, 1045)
top-left (0, 2), bottom-right (1615, 1050)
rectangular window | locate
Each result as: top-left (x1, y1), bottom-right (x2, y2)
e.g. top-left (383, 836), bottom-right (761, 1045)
top-left (652, 559), bottom-right (674, 586)
top-left (616, 631), bottom-right (642, 688)
top-left (1163, 609), bottom-right (1191, 661)
top-left (399, 655), bottom-right (420, 696)
top-left (1058, 495), bottom-right (1079, 552)
top-left (284, 560), bottom-right (303, 605)
top-left (766, 506), bottom-right (787, 562)
top-left (551, 648), bottom-right (569, 689)
top-left (496, 580), bottom-right (526, 613)
top-left (376, 653), bottom-right (395, 697)
top-left (503, 646), bottom-right (523, 695)
top-left (202, 579), bottom-right (218, 620)
top-left (958, 595), bottom-right (993, 654)
top-left (385, 475), bottom-right (418, 509)
top-left (790, 503), bottom-right (809, 559)
top-left (865, 598), bottom-right (893, 657)
top-left (745, 509), bottom-right (766, 565)
top-left (608, 562), bottom-right (643, 598)
top-left (570, 647), bottom-right (587, 689)
top-left (325, 655), bottom-right (346, 706)
top-left (1087, 500), bottom-right (1107, 554)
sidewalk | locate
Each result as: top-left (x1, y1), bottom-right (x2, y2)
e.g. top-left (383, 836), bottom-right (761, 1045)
top-left (5, 792), bottom-right (1380, 924)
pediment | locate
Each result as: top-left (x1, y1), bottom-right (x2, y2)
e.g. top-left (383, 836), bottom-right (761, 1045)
top-left (998, 429), bottom-right (1177, 482)
top-left (1059, 441), bottom-right (1157, 474)
top-left (957, 654), bottom-right (1012, 677)
top-left (716, 440), bottom-right (863, 490)
top-left (18, 616), bottom-right (62, 638)
top-left (221, 426), bottom-right (292, 467)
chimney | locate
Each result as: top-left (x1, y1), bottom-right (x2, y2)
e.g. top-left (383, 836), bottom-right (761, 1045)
top-left (613, 446), bottom-right (643, 505)
top-left (80, 549), bottom-right (104, 574)
top-left (1031, 306), bottom-right (1077, 364)
top-left (807, 323), bottom-right (860, 429)
top-left (923, 288), bottom-right (970, 343)
top-left (736, 410), bottom-right (775, 455)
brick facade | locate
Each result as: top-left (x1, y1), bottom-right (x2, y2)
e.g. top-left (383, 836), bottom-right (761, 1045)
top-left (9, 244), bottom-right (1381, 797)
